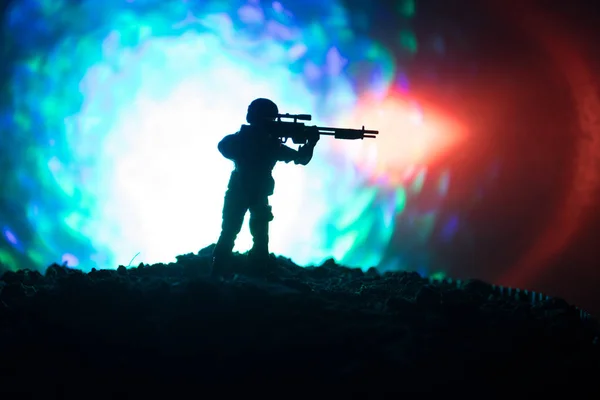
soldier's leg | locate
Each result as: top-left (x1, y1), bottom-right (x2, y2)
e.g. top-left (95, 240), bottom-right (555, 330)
top-left (213, 189), bottom-right (248, 263)
top-left (248, 197), bottom-right (273, 262)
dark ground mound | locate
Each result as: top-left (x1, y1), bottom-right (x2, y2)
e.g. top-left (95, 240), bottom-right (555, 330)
top-left (1, 245), bottom-right (599, 395)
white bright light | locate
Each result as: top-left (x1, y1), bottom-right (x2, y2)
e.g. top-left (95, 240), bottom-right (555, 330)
top-left (80, 34), bottom-right (334, 266)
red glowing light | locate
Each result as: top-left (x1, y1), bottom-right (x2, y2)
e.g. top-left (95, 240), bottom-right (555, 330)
top-left (333, 93), bottom-right (466, 186)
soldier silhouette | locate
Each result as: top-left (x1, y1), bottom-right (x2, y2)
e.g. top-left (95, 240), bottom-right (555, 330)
top-left (211, 98), bottom-right (320, 276)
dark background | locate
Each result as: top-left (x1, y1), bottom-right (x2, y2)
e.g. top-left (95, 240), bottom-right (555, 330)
top-left (429, 0), bottom-right (600, 313)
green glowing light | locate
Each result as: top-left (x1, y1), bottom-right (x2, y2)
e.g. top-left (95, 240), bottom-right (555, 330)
top-left (336, 188), bottom-right (377, 230)
top-left (411, 169), bottom-right (426, 193)
top-left (0, 249), bottom-right (17, 271)
top-left (430, 271), bottom-right (446, 281)
top-left (400, 30), bottom-right (418, 53)
top-left (415, 213), bottom-right (436, 242)
top-left (398, 0), bottom-right (416, 17)
top-left (395, 187), bottom-right (407, 213)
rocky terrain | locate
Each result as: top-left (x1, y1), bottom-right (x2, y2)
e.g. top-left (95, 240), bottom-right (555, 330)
top-left (0, 245), bottom-right (598, 395)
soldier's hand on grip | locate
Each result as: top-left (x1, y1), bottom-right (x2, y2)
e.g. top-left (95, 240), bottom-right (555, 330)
top-left (306, 126), bottom-right (320, 146)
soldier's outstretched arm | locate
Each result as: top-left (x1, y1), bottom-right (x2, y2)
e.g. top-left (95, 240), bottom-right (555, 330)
top-left (276, 145), bottom-right (299, 164)
top-left (276, 143), bottom-right (316, 165)
top-left (276, 126), bottom-right (319, 165)
top-left (294, 143), bottom-right (315, 165)
top-left (293, 126), bottom-right (319, 165)
top-left (218, 134), bottom-right (242, 160)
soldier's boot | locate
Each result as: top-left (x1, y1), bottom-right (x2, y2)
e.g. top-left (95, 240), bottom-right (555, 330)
top-left (211, 231), bottom-right (238, 277)
top-left (248, 212), bottom-right (274, 275)
top-left (211, 195), bottom-right (247, 278)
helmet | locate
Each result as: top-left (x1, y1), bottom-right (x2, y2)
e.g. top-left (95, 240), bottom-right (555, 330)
top-left (246, 98), bottom-right (279, 124)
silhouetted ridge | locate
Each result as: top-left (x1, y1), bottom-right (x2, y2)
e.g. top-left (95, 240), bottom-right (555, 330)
top-left (0, 245), bottom-right (599, 395)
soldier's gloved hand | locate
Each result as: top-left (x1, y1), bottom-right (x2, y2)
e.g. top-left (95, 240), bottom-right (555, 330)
top-left (306, 126), bottom-right (320, 146)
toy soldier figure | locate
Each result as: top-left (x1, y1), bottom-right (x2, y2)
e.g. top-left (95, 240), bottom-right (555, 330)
top-left (211, 98), bottom-right (320, 276)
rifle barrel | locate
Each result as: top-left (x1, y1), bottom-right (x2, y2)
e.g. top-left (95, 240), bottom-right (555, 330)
top-left (316, 126), bottom-right (379, 140)
top-left (316, 126), bottom-right (379, 135)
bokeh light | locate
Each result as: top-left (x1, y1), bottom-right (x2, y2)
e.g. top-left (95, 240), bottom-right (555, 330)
top-left (0, 0), bottom-right (466, 274)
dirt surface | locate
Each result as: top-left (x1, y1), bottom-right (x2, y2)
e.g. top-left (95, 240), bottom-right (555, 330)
top-left (1, 246), bottom-right (598, 395)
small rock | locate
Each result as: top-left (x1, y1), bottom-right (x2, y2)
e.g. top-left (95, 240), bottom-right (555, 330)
top-left (95, 269), bottom-right (114, 279)
top-left (405, 271), bottom-right (424, 283)
top-left (462, 279), bottom-right (494, 299)
top-left (45, 264), bottom-right (68, 278)
top-left (321, 258), bottom-right (337, 269)
top-left (415, 284), bottom-right (441, 308)
top-left (1, 271), bottom-right (20, 284)
top-left (347, 268), bottom-right (365, 280)
top-left (198, 244), bottom-right (216, 256)
top-left (22, 270), bottom-right (43, 285)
